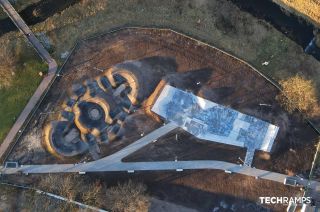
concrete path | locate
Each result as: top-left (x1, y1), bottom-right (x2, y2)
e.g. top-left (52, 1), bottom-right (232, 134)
top-left (0, 0), bottom-right (58, 161)
top-left (0, 0), bottom-right (57, 67)
top-left (0, 8), bottom-right (318, 202)
top-left (2, 160), bottom-right (319, 192)
top-left (1, 122), bottom-right (319, 196)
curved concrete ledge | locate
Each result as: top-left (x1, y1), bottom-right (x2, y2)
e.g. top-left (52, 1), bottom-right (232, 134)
top-left (73, 97), bottom-right (111, 134)
top-left (109, 69), bottom-right (139, 105)
top-left (43, 121), bottom-right (88, 157)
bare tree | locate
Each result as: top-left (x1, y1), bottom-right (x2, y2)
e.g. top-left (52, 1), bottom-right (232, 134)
top-left (33, 174), bottom-right (104, 211)
top-left (106, 180), bottom-right (150, 212)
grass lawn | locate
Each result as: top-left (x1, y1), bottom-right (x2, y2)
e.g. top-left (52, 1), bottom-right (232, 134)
top-left (0, 60), bottom-right (46, 143)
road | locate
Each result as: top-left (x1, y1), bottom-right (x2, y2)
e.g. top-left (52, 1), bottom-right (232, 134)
top-left (1, 122), bottom-right (319, 196)
top-left (0, 0), bottom-right (58, 161)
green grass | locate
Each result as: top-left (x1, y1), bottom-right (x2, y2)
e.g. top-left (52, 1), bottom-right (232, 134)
top-left (0, 60), bottom-right (46, 143)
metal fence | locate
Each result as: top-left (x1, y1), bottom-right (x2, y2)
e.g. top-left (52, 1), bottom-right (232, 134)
top-left (2, 27), bottom-right (319, 179)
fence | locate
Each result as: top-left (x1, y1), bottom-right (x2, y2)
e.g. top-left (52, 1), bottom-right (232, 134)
top-left (2, 27), bottom-right (319, 179)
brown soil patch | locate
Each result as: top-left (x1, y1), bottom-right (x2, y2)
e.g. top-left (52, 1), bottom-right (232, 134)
top-left (90, 170), bottom-right (302, 212)
top-left (7, 28), bottom-right (319, 177)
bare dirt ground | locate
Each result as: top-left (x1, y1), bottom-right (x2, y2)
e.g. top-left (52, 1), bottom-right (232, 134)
top-left (8, 28), bottom-right (319, 178)
top-left (2, 0), bottom-right (320, 146)
top-left (149, 198), bottom-right (198, 212)
top-left (0, 171), bottom-right (302, 211)
top-left (124, 128), bottom-right (247, 164)
top-left (2, 29), bottom-right (316, 211)
top-left (1, 1), bottom-right (319, 211)
top-left (90, 170), bottom-right (302, 212)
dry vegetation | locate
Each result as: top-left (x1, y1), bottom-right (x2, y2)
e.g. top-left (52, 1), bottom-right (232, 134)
top-left (3, 0), bottom-right (320, 87)
top-left (0, 36), bottom-right (24, 88)
top-left (276, 75), bottom-right (319, 116)
top-left (2, 0), bottom-right (320, 143)
top-left (0, 0), bottom-right (43, 87)
top-left (32, 175), bottom-right (149, 211)
top-left (12, 0), bottom-right (42, 11)
top-left (273, 0), bottom-right (320, 26)
top-left (0, 0), bottom-right (107, 88)
top-left (0, 0), bottom-right (41, 19)
top-left (33, 174), bottom-right (104, 211)
top-left (1, 1), bottom-right (319, 210)
top-left (0, 171), bottom-right (302, 211)
top-left (106, 180), bottom-right (150, 212)
top-left (33, 0), bottom-right (107, 33)
top-left (0, 175), bottom-right (150, 211)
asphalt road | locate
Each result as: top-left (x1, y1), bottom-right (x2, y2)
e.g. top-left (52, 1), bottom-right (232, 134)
top-left (0, 0), bottom-right (58, 161)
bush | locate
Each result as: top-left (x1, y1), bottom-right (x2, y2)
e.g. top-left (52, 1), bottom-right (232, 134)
top-left (106, 180), bottom-right (150, 212)
top-left (276, 75), bottom-right (318, 116)
top-left (34, 174), bottom-right (104, 211)
top-left (82, 180), bottom-right (103, 207)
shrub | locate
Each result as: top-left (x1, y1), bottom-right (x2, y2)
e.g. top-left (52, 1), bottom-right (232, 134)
top-left (35, 174), bottom-right (104, 211)
top-left (106, 180), bottom-right (150, 212)
top-left (276, 75), bottom-right (318, 116)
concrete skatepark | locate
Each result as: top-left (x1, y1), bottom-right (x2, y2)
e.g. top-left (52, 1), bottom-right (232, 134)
top-left (0, 0), bottom-right (319, 210)
top-left (2, 58), bottom-right (319, 198)
top-left (1, 122), bottom-right (320, 198)
top-left (0, 30), bottom-right (318, 198)
top-left (43, 58), bottom-right (177, 159)
top-left (152, 84), bottom-right (279, 166)
top-left (40, 58), bottom-right (279, 168)
top-left (0, 1), bottom-right (319, 204)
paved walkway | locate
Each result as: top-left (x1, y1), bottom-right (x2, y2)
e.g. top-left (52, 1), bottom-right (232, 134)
top-left (0, 11), bottom-right (318, 203)
top-left (1, 123), bottom-right (319, 196)
top-left (0, 0), bottom-right (57, 67)
top-left (0, 0), bottom-right (58, 161)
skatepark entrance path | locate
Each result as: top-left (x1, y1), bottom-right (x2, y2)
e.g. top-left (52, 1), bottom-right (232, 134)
top-left (1, 122), bottom-right (319, 197)
top-left (0, 2), bottom-right (319, 202)
top-left (0, 0), bottom-right (58, 161)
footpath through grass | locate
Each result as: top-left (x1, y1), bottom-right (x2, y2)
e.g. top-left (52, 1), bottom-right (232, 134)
top-left (0, 60), bottom-right (46, 143)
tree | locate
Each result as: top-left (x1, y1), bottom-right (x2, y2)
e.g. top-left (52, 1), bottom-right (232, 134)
top-left (276, 75), bottom-right (318, 116)
top-left (106, 180), bottom-right (150, 212)
top-left (33, 174), bottom-right (104, 211)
